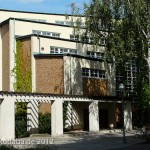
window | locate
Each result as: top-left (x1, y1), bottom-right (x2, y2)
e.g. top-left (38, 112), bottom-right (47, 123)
top-left (70, 35), bottom-right (79, 41)
top-left (100, 37), bottom-right (107, 45)
top-left (55, 20), bottom-right (85, 27)
top-left (50, 46), bottom-right (78, 54)
top-left (82, 68), bottom-right (106, 79)
top-left (87, 51), bottom-right (104, 60)
top-left (32, 30), bottom-right (60, 38)
top-left (116, 58), bottom-right (137, 96)
top-left (55, 20), bottom-right (65, 25)
top-left (50, 47), bottom-right (55, 54)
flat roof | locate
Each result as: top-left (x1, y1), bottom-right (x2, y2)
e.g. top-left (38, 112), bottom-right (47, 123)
top-left (0, 8), bottom-right (70, 16)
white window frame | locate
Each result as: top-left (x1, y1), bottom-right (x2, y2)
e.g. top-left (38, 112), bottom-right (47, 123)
top-left (82, 68), bottom-right (106, 79)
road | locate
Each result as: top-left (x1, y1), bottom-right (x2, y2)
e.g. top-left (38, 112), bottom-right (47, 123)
top-left (108, 142), bottom-right (150, 150)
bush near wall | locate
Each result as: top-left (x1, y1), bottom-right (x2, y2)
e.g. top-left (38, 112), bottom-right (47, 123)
top-left (39, 113), bottom-right (51, 134)
top-left (15, 102), bottom-right (28, 138)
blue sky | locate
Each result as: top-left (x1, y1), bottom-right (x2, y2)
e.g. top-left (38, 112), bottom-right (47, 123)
top-left (0, 0), bottom-right (90, 14)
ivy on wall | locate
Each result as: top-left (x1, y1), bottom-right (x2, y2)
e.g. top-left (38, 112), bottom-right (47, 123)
top-left (14, 40), bottom-right (32, 92)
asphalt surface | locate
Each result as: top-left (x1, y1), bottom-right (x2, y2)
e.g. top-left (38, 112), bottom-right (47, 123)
top-left (108, 142), bottom-right (150, 150)
top-left (11, 130), bottom-right (146, 150)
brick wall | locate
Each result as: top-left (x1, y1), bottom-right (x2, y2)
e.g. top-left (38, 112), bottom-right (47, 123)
top-left (36, 57), bottom-right (64, 94)
top-left (38, 103), bottom-right (51, 114)
top-left (83, 78), bottom-right (108, 96)
top-left (2, 23), bottom-right (10, 91)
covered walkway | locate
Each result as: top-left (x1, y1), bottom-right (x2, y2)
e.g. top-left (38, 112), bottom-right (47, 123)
top-left (0, 92), bottom-right (133, 140)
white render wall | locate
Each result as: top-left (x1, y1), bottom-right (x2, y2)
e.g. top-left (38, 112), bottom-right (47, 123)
top-left (0, 97), bottom-right (15, 140)
top-left (9, 20), bottom-right (16, 91)
top-left (0, 28), bottom-right (2, 91)
top-left (0, 9), bottom-right (79, 23)
top-left (63, 56), bottom-right (115, 96)
top-left (14, 20), bottom-right (74, 39)
top-left (31, 35), bottom-right (105, 55)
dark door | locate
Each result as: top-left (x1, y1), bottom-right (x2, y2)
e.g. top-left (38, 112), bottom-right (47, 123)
top-left (99, 109), bottom-right (108, 129)
top-left (83, 109), bottom-right (89, 131)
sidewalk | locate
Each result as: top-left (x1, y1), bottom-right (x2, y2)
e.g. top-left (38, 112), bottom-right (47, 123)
top-left (13, 130), bottom-right (145, 150)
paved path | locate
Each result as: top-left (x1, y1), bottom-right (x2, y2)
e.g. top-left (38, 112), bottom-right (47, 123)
top-left (13, 130), bottom-right (145, 150)
top-left (107, 142), bottom-right (150, 150)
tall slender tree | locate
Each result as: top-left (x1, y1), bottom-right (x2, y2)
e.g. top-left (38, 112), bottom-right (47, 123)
top-left (69, 0), bottom-right (150, 108)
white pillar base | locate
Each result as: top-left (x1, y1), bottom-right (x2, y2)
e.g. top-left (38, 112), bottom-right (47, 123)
top-left (27, 101), bottom-right (39, 134)
top-left (124, 101), bottom-right (132, 130)
top-left (0, 97), bottom-right (15, 140)
top-left (89, 101), bottom-right (99, 132)
top-left (51, 100), bottom-right (63, 136)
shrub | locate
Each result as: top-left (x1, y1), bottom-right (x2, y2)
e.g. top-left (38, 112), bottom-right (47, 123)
top-left (39, 113), bottom-right (51, 134)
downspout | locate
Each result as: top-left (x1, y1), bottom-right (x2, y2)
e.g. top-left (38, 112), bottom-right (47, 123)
top-left (13, 18), bottom-right (16, 91)
top-left (37, 35), bottom-right (41, 53)
top-left (70, 54), bottom-right (72, 95)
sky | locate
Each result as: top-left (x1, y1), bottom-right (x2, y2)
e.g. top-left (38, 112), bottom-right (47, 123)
top-left (0, 0), bottom-right (91, 14)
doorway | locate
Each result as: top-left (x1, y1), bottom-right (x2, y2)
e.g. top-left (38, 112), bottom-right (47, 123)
top-left (99, 109), bottom-right (108, 129)
top-left (83, 109), bottom-right (89, 131)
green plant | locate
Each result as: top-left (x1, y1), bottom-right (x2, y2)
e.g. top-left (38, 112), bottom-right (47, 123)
top-left (15, 102), bottom-right (28, 138)
top-left (12, 40), bottom-right (32, 92)
top-left (0, 145), bottom-right (17, 150)
top-left (39, 113), bottom-right (51, 134)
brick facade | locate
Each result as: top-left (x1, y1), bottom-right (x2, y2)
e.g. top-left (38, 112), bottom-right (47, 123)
top-left (36, 57), bottom-right (64, 94)
top-left (83, 78), bottom-right (108, 96)
top-left (2, 23), bottom-right (10, 91)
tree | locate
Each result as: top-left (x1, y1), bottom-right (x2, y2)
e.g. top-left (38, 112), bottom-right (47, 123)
top-left (68, 0), bottom-right (150, 108)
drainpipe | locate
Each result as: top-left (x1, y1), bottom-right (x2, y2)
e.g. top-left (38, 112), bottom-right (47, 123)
top-left (37, 35), bottom-right (41, 53)
top-left (13, 18), bottom-right (16, 91)
top-left (70, 54), bottom-right (72, 95)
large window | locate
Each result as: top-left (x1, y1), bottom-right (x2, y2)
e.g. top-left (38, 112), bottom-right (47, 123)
top-left (50, 46), bottom-right (78, 54)
top-left (82, 68), bottom-right (106, 79)
top-left (87, 51), bottom-right (104, 60)
top-left (116, 58), bottom-right (137, 96)
top-left (32, 30), bottom-right (60, 38)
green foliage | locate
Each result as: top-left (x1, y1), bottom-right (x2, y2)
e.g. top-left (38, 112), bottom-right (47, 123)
top-left (39, 113), bottom-right (51, 134)
top-left (14, 40), bottom-right (32, 92)
top-left (15, 102), bottom-right (28, 138)
top-left (15, 102), bottom-right (27, 116)
top-left (0, 145), bottom-right (17, 150)
top-left (68, 0), bottom-right (150, 108)
top-left (63, 101), bottom-right (68, 129)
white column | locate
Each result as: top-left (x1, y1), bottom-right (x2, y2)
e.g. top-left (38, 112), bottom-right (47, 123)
top-left (51, 100), bottom-right (63, 136)
top-left (0, 97), bottom-right (15, 140)
top-left (27, 100), bottom-right (39, 134)
top-left (0, 28), bottom-right (2, 91)
top-left (89, 101), bottom-right (99, 132)
top-left (124, 101), bottom-right (132, 130)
